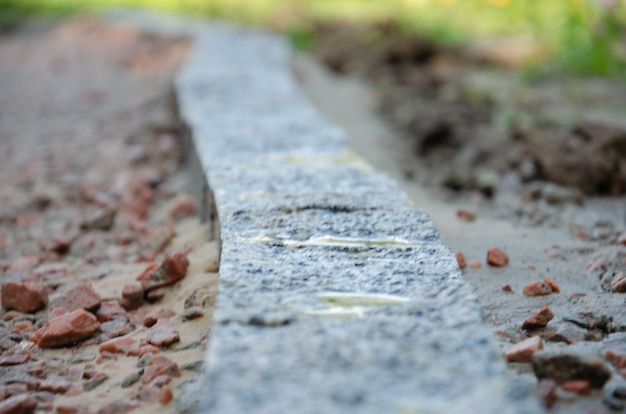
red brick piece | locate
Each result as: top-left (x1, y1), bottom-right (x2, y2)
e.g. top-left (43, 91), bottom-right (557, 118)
top-left (561, 380), bottom-right (590, 394)
top-left (99, 335), bottom-right (136, 355)
top-left (95, 300), bottom-right (127, 323)
top-left (0, 393), bottom-right (38, 414)
top-left (456, 209), bottom-right (476, 222)
top-left (168, 195), bottom-right (197, 221)
top-left (141, 355), bottom-right (180, 384)
top-left (502, 284), bottom-right (514, 293)
top-left (611, 272), bottom-right (626, 293)
top-left (53, 282), bottom-right (101, 312)
top-left (182, 307), bottom-right (204, 321)
top-left (487, 247), bottom-right (509, 267)
top-left (160, 386), bottom-right (173, 404)
top-left (523, 281), bottom-right (553, 297)
top-left (1, 281), bottom-right (48, 313)
top-left (146, 321), bottom-right (179, 348)
top-left (606, 349), bottom-right (626, 369)
top-left (522, 306), bottom-right (554, 330)
top-left (504, 336), bottom-right (543, 363)
top-left (543, 277), bottom-right (560, 293)
top-left (455, 251), bottom-right (467, 269)
top-left (143, 307), bottom-right (176, 327)
top-left (137, 251), bottom-right (189, 292)
top-left (38, 379), bottom-right (71, 394)
top-left (33, 309), bottom-right (100, 348)
top-left (0, 353), bottom-right (30, 366)
top-left (120, 283), bottom-right (144, 311)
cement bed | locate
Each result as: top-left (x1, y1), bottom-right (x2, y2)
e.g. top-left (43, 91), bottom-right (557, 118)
top-left (167, 20), bottom-right (543, 414)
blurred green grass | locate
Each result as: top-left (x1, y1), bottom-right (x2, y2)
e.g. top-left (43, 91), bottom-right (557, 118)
top-left (1, 0), bottom-right (625, 76)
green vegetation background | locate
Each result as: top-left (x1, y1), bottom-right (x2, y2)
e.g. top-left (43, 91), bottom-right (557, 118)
top-left (1, 0), bottom-right (625, 75)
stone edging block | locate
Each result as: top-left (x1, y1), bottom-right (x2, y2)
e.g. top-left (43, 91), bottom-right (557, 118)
top-left (165, 20), bottom-right (543, 414)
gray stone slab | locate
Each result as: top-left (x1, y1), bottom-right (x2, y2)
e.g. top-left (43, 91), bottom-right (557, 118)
top-left (172, 19), bottom-right (543, 414)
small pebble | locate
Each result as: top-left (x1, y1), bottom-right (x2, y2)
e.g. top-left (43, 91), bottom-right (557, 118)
top-left (486, 247), bottom-right (509, 267)
top-left (522, 306), bottom-right (554, 330)
top-left (455, 251), bottom-right (467, 269)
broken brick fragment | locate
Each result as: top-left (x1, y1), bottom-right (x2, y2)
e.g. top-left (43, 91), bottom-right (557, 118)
top-left (99, 335), bottom-right (135, 355)
top-left (52, 282), bottom-right (101, 312)
top-left (523, 281), bottom-right (553, 297)
top-left (168, 195), bottom-right (197, 221)
top-left (120, 283), bottom-right (144, 311)
top-left (456, 208), bottom-right (476, 222)
top-left (0, 383), bottom-right (28, 399)
top-left (611, 272), bottom-right (626, 293)
top-left (455, 251), bottom-right (467, 269)
top-left (83, 372), bottom-right (108, 391)
top-left (503, 336), bottom-right (543, 363)
top-left (146, 288), bottom-right (166, 302)
top-left (32, 309), bottom-right (100, 348)
top-left (486, 247), bottom-right (509, 267)
top-left (1, 281), bottom-right (48, 313)
top-left (606, 349), bottom-right (626, 369)
top-left (146, 320), bottom-right (179, 347)
top-left (0, 353), bottom-right (30, 366)
top-left (38, 379), bottom-right (71, 394)
top-left (141, 355), bottom-right (180, 384)
top-left (95, 300), bottom-right (127, 323)
top-left (543, 277), bottom-right (560, 293)
top-left (522, 306), bottom-right (554, 330)
top-left (159, 386), bottom-right (173, 404)
top-left (182, 307), bottom-right (204, 321)
top-left (129, 344), bottom-right (160, 357)
top-left (0, 393), bottom-right (38, 414)
top-left (502, 284), bottom-right (514, 293)
top-left (137, 251), bottom-right (189, 292)
top-left (561, 380), bottom-right (590, 394)
top-left (143, 307), bottom-right (176, 327)
top-left (524, 308), bottom-right (555, 330)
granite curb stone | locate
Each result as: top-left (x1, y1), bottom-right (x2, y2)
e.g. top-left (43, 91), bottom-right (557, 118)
top-left (112, 11), bottom-right (543, 413)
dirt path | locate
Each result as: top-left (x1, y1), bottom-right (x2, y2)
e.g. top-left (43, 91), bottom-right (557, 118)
top-left (294, 52), bottom-right (626, 413)
top-left (0, 18), bottom-right (218, 413)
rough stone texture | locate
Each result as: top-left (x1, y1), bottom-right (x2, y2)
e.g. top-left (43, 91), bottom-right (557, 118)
top-left (137, 251), bottom-right (189, 292)
top-left (146, 321), bottom-right (180, 347)
top-left (533, 351), bottom-right (612, 388)
top-left (171, 20), bottom-right (542, 414)
top-left (99, 335), bottom-right (136, 355)
top-left (120, 283), bottom-right (144, 311)
top-left (1, 281), bottom-right (48, 313)
top-left (52, 282), bottom-right (101, 312)
top-left (0, 393), bottom-right (38, 414)
top-left (33, 309), bottom-right (100, 348)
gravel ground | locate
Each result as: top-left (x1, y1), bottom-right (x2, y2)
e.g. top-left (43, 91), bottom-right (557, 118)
top-left (0, 18), bottom-right (219, 413)
top-left (295, 43), bottom-right (626, 413)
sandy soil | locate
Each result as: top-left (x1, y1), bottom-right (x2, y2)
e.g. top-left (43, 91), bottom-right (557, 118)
top-left (294, 52), bottom-right (626, 413)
